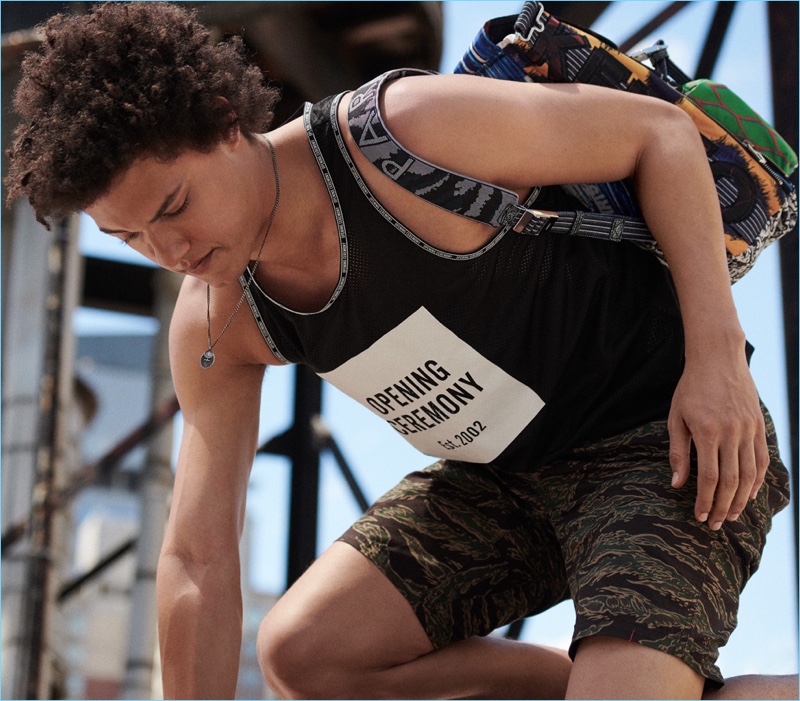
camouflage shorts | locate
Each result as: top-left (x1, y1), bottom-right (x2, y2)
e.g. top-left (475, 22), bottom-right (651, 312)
top-left (338, 407), bottom-right (790, 686)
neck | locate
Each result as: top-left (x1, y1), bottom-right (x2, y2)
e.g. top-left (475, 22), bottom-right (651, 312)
top-left (200, 133), bottom-right (281, 368)
top-left (255, 120), bottom-right (335, 266)
top-left (241, 119), bottom-right (343, 313)
top-left (249, 133), bottom-right (281, 261)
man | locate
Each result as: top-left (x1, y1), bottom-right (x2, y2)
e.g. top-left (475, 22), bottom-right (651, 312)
top-left (6, 3), bottom-right (795, 698)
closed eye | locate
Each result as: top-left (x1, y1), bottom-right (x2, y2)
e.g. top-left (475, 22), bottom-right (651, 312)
top-left (119, 232), bottom-right (140, 247)
top-left (163, 196), bottom-right (189, 219)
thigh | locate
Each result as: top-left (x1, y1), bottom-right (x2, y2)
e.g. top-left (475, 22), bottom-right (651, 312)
top-left (541, 409), bottom-right (790, 688)
top-left (339, 460), bottom-right (571, 649)
top-left (568, 635), bottom-right (705, 699)
top-left (262, 540), bottom-right (434, 668)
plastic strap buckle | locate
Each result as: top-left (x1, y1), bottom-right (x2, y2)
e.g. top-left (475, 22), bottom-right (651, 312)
top-left (512, 208), bottom-right (559, 235)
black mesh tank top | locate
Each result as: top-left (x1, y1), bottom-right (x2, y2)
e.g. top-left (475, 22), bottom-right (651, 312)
top-left (242, 91), bottom-right (686, 471)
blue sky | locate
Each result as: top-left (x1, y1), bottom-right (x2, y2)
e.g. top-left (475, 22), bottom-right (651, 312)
top-left (76, 1), bottom-right (797, 681)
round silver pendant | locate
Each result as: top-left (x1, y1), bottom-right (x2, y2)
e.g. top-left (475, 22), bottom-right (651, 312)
top-left (200, 349), bottom-right (215, 369)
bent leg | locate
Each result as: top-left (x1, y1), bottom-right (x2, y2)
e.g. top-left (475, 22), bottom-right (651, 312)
top-left (258, 542), bottom-right (572, 699)
top-left (543, 412), bottom-right (792, 694)
top-left (259, 459), bottom-right (577, 698)
top-left (568, 636), bottom-right (704, 699)
top-left (705, 674), bottom-right (799, 700)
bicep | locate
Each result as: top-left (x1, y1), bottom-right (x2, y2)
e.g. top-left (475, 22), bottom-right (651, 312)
top-left (380, 73), bottom-right (693, 191)
top-left (164, 287), bottom-right (267, 562)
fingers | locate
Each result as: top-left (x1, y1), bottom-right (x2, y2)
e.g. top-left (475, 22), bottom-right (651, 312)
top-left (692, 438), bottom-right (718, 526)
top-left (751, 419), bottom-right (769, 501)
top-left (668, 414), bottom-right (693, 490)
top-left (724, 442), bottom-right (756, 522)
top-left (666, 359), bottom-right (769, 530)
top-left (689, 414), bottom-right (767, 531)
top-left (699, 441), bottom-right (743, 531)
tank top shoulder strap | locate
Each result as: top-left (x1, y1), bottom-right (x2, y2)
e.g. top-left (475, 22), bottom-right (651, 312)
top-left (346, 68), bottom-right (657, 246)
top-left (346, 68), bottom-right (523, 228)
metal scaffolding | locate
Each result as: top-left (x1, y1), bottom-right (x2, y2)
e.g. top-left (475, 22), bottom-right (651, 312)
top-left (1, 2), bottom-right (796, 696)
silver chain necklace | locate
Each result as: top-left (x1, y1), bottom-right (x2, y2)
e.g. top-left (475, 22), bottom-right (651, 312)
top-left (200, 136), bottom-right (280, 369)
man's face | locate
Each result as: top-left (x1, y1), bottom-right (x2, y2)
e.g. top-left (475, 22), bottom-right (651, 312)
top-left (85, 133), bottom-right (270, 289)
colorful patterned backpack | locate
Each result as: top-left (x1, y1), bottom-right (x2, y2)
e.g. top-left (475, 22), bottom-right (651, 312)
top-left (453, 1), bottom-right (798, 282)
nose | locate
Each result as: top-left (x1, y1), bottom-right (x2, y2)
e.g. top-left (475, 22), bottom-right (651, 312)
top-left (148, 228), bottom-right (191, 269)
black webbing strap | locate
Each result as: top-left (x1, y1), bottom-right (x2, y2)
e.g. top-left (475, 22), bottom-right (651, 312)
top-left (348, 69), bottom-right (656, 246)
top-left (504, 205), bottom-right (653, 242)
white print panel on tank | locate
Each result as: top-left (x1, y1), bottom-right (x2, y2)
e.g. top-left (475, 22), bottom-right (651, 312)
top-left (320, 307), bottom-right (545, 463)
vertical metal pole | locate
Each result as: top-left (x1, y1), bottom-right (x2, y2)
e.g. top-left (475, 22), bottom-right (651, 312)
top-left (768, 1), bottom-right (799, 584)
top-left (2, 203), bottom-right (51, 700)
top-left (286, 366), bottom-right (322, 588)
top-left (122, 269), bottom-right (182, 700)
top-left (48, 213), bottom-right (84, 700)
top-left (18, 217), bottom-right (70, 699)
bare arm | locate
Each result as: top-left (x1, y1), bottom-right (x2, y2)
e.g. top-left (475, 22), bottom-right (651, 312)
top-left (378, 74), bottom-right (765, 527)
top-left (157, 278), bottom-right (268, 699)
top-left (626, 102), bottom-right (765, 530)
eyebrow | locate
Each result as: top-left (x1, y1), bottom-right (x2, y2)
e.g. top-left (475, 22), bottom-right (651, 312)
top-left (98, 184), bottom-right (182, 235)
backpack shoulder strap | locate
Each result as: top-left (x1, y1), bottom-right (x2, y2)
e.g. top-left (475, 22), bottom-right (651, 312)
top-left (347, 69), bottom-right (521, 228)
top-left (347, 68), bottom-right (653, 243)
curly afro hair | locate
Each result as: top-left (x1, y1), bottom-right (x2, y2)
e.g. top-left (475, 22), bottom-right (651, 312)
top-left (5, 2), bottom-right (281, 228)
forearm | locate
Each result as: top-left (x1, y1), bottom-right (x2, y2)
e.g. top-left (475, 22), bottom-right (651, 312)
top-left (634, 108), bottom-right (746, 358)
top-left (632, 108), bottom-right (768, 524)
top-left (157, 550), bottom-right (243, 699)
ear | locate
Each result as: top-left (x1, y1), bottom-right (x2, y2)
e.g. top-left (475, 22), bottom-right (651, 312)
top-left (215, 95), bottom-right (241, 149)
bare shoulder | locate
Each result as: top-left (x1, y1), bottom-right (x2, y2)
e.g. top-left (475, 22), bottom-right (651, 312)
top-left (380, 72), bottom-right (503, 118)
top-left (169, 276), bottom-right (274, 416)
top-left (379, 71), bottom-right (670, 132)
top-left (362, 71), bottom-right (681, 191)
top-left (378, 73), bottom-right (501, 148)
top-left (369, 72), bottom-right (554, 187)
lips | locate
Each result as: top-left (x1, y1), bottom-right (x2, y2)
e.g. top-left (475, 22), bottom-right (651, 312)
top-left (183, 249), bottom-right (213, 275)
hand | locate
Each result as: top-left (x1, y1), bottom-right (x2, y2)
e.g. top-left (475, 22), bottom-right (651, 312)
top-left (668, 355), bottom-right (768, 530)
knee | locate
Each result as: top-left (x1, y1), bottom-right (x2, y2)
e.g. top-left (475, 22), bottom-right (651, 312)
top-left (257, 606), bottom-right (341, 699)
top-left (257, 608), bottom-right (315, 698)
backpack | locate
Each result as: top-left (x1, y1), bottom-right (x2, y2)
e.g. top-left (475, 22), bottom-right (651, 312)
top-left (347, 1), bottom-right (797, 282)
